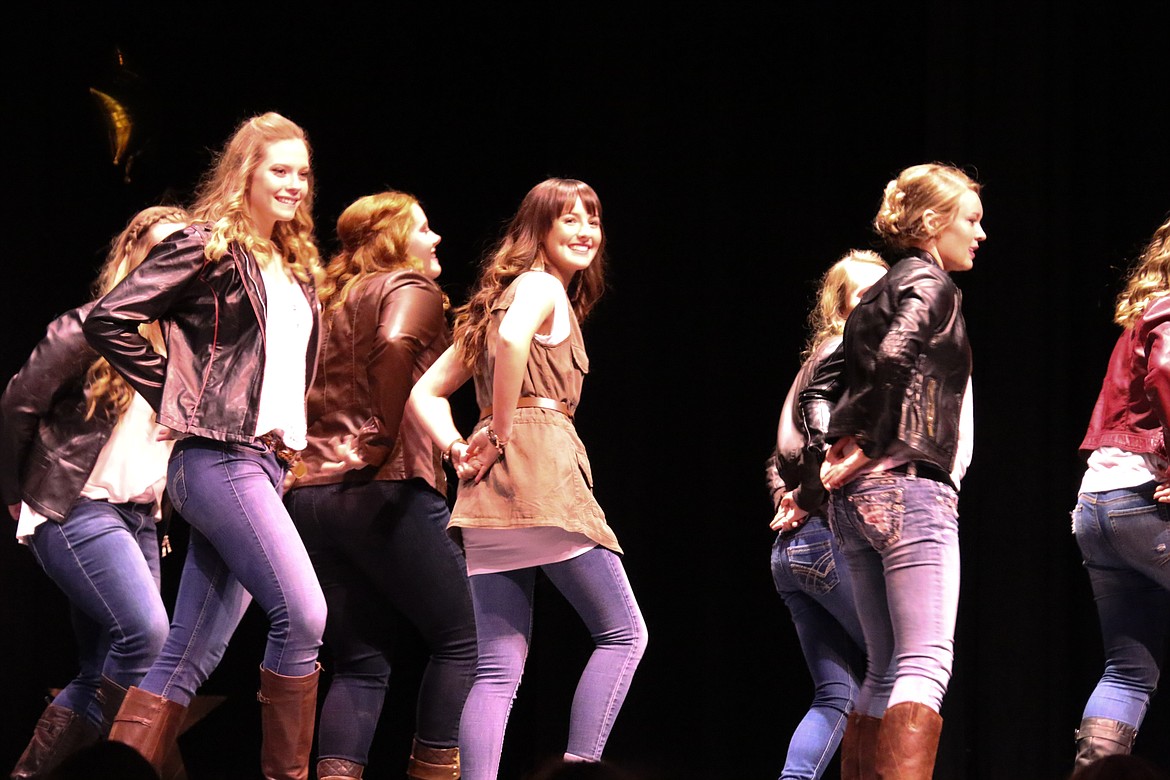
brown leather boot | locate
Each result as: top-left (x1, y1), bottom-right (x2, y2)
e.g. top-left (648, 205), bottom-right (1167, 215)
top-left (1074, 717), bottom-right (1137, 768)
top-left (257, 664), bottom-right (320, 780)
top-left (10, 702), bottom-right (100, 779)
top-left (107, 686), bottom-right (187, 773)
top-left (97, 676), bottom-right (129, 738)
top-left (841, 710), bottom-right (881, 779)
top-left (874, 702), bottom-right (943, 780)
top-left (406, 738), bottom-right (460, 779)
top-left (316, 757), bottom-right (364, 778)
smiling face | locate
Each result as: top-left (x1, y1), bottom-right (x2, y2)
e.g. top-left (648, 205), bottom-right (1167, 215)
top-left (540, 197), bottom-right (601, 286)
top-left (405, 203), bottom-right (442, 279)
top-left (247, 138), bottom-right (311, 239)
top-left (928, 189), bottom-right (986, 272)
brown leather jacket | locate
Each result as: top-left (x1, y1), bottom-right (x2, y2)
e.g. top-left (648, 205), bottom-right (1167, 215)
top-left (292, 270), bottom-right (450, 494)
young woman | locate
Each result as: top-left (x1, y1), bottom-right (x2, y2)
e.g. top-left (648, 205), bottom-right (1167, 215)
top-left (285, 191), bottom-right (476, 780)
top-left (802, 164), bottom-right (982, 779)
top-left (83, 112), bottom-right (327, 779)
top-left (409, 179), bottom-right (648, 780)
top-left (1071, 213), bottom-right (1170, 770)
top-left (2, 206), bottom-right (188, 779)
top-left (765, 250), bottom-right (885, 780)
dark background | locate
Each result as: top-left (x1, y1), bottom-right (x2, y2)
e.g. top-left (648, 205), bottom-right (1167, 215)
top-left (4, 5), bottom-right (1170, 778)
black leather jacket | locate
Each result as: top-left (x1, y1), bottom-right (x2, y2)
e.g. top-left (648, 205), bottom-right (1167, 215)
top-left (802, 250), bottom-right (971, 470)
top-left (83, 224), bottom-right (320, 444)
top-left (0, 303), bottom-right (117, 522)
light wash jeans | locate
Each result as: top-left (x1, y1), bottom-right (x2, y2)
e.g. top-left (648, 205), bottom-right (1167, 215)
top-left (829, 470), bottom-right (960, 716)
top-left (770, 514), bottom-right (865, 779)
top-left (30, 498), bottom-right (169, 727)
top-left (459, 546), bottom-right (647, 780)
top-left (138, 438), bottom-right (326, 707)
top-left (1073, 483), bottom-right (1170, 730)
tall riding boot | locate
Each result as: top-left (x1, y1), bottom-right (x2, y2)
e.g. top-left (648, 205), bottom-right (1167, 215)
top-left (10, 702), bottom-right (100, 779)
top-left (1074, 717), bottom-right (1137, 769)
top-left (406, 737), bottom-right (460, 779)
top-left (316, 758), bottom-right (364, 779)
top-left (257, 664), bottom-right (320, 780)
top-left (107, 686), bottom-right (187, 774)
top-left (841, 711), bottom-right (881, 780)
top-left (97, 676), bottom-right (129, 738)
top-left (874, 702), bottom-right (943, 780)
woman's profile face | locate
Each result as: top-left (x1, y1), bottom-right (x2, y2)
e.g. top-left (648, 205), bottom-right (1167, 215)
top-left (247, 138), bottom-right (310, 238)
top-left (931, 190), bottom-right (986, 272)
top-left (405, 204), bottom-right (442, 280)
top-left (844, 263), bottom-right (888, 316)
top-left (540, 197), bottom-right (600, 285)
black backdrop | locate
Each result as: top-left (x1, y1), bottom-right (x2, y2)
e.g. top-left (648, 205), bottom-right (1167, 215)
top-left (5, 6), bottom-right (1170, 779)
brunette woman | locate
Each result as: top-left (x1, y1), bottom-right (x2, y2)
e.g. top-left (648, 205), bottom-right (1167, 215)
top-left (802, 164), bottom-right (982, 779)
top-left (2, 206), bottom-right (188, 778)
top-left (285, 191), bottom-right (476, 780)
top-left (83, 112), bottom-right (327, 779)
top-left (1071, 213), bottom-right (1170, 769)
top-left (409, 179), bottom-right (648, 780)
top-left (766, 250), bottom-right (885, 780)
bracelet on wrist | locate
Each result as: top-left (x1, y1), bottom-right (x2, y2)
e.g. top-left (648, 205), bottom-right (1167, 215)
top-left (485, 426), bottom-right (508, 457)
top-left (443, 438), bottom-right (467, 463)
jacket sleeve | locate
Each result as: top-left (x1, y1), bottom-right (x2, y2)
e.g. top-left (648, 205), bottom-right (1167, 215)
top-left (798, 342), bottom-right (845, 452)
top-left (364, 273), bottom-right (446, 450)
top-left (82, 228), bottom-right (208, 411)
top-left (1141, 301), bottom-right (1170, 451)
top-left (0, 307), bottom-right (94, 506)
top-left (874, 267), bottom-right (953, 395)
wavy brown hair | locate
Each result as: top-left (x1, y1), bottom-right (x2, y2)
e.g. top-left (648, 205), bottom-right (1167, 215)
top-left (1116, 213), bottom-right (1170, 327)
top-left (319, 191), bottom-right (435, 311)
top-left (874, 163), bottom-right (981, 250)
top-left (453, 179), bottom-right (606, 368)
top-left (803, 249), bottom-right (888, 359)
top-left (193, 112), bottom-right (321, 286)
top-left (85, 206), bottom-right (190, 419)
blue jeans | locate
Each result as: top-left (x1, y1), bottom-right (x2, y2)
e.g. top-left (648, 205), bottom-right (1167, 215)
top-left (460, 546), bottom-right (647, 780)
top-left (29, 498), bottom-right (169, 727)
top-left (139, 438), bottom-right (326, 707)
top-left (286, 479), bottom-right (476, 764)
top-left (1073, 483), bottom-right (1170, 729)
top-left (770, 515), bottom-right (866, 780)
top-left (829, 471), bottom-right (960, 716)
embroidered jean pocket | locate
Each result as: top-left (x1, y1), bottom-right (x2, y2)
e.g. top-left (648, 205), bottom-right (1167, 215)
top-left (786, 538), bottom-right (839, 595)
top-left (847, 481), bottom-right (905, 550)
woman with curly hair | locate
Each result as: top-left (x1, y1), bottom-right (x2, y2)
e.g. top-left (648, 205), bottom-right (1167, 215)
top-left (84, 112), bottom-right (327, 779)
top-left (1071, 212), bottom-right (1170, 770)
top-left (765, 249), bottom-right (885, 780)
top-left (409, 178), bottom-right (648, 780)
top-left (802, 163), bottom-right (982, 779)
top-left (285, 191), bottom-right (476, 780)
top-left (2, 206), bottom-right (188, 779)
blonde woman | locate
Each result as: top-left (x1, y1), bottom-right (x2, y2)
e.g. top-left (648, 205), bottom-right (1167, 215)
top-left (1071, 213), bottom-right (1170, 769)
top-left (285, 191), bottom-right (475, 780)
top-left (2, 206), bottom-right (188, 778)
top-left (803, 164), bottom-right (983, 779)
top-left (765, 250), bottom-right (885, 780)
top-left (84, 113), bottom-right (326, 778)
top-left (410, 179), bottom-right (648, 779)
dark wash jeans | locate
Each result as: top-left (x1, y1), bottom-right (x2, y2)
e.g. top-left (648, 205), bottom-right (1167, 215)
top-left (286, 478), bottom-right (476, 763)
top-left (30, 498), bottom-right (169, 727)
top-left (770, 514), bottom-right (865, 780)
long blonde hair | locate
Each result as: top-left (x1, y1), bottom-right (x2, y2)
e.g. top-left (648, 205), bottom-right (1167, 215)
top-left (804, 249), bottom-right (888, 359)
top-left (192, 112), bottom-right (321, 286)
top-left (319, 191), bottom-right (434, 311)
top-left (453, 178), bottom-right (606, 369)
top-left (874, 163), bottom-right (981, 250)
top-left (85, 206), bottom-right (190, 419)
top-left (1116, 213), bottom-right (1170, 327)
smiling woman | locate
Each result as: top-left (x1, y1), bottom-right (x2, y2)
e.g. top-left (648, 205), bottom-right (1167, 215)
top-left (82, 112), bottom-right (327, 780)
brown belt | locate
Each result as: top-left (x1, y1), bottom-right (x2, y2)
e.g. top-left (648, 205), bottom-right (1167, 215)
top-left (480, 396), bottom-right (572, 421)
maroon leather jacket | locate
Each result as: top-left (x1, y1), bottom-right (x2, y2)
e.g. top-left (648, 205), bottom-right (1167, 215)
top-left (83, 224), bottom-right (320, 445)
top-left (0, 303), bottom-right (116, 522)
top-left (1080, 295), bottom-right (1170, 458)
top-left (292, 270), bottom-right (450, 495)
